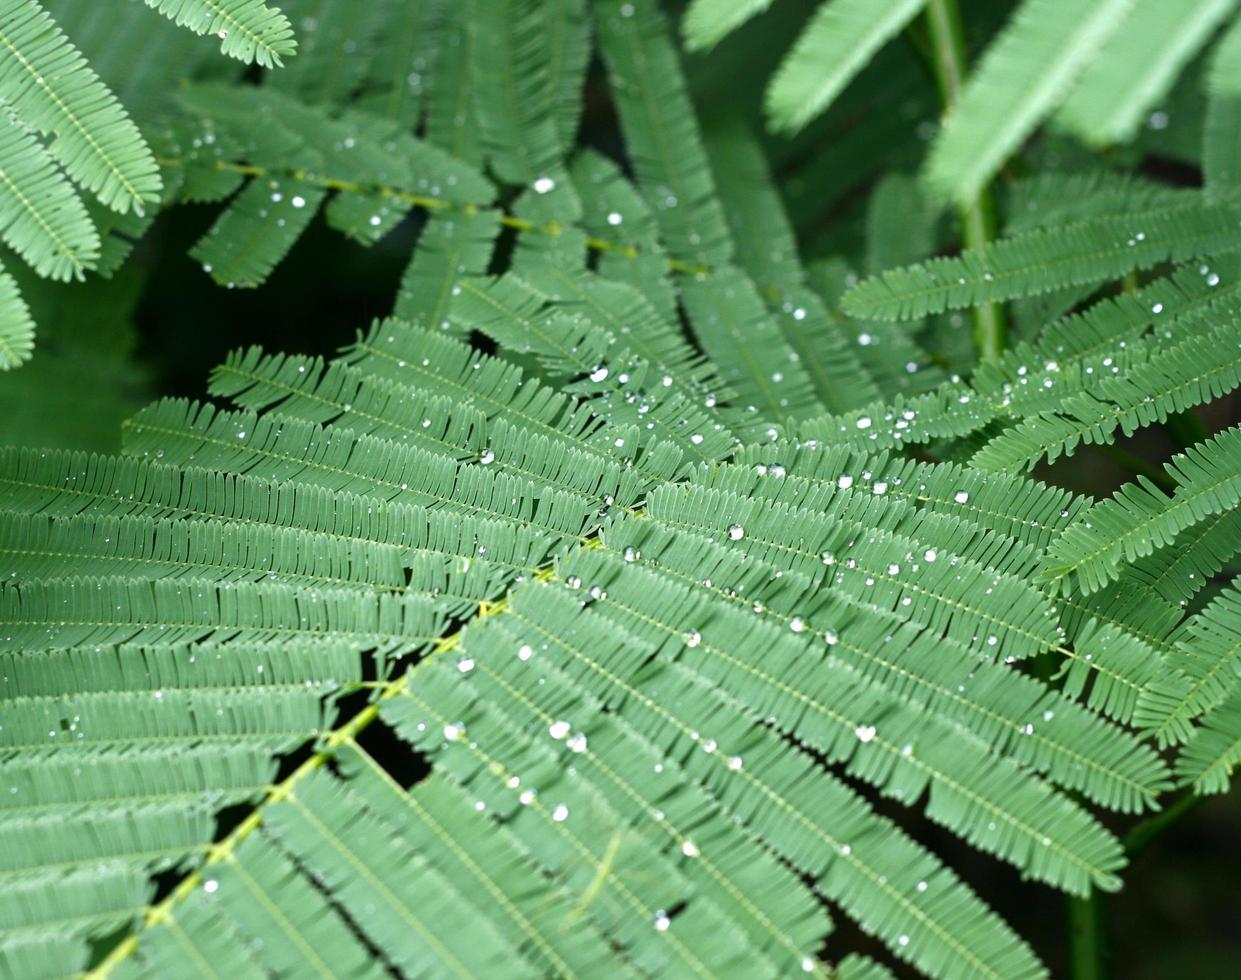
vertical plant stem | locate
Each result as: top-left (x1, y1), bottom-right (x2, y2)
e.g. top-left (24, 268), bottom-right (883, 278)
top-left (1067, 892), bottom-right (1107, 980)
top-left (924, 0), bottom-right (1007, 361)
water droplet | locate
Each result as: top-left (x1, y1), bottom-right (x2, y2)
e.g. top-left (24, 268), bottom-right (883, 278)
top-left (548, 720), bottom-right (571, 740)
top-left (552, 803), bottom-right (569, 822)
top-left (654, 911), bottom-right (671, 931)
top-left (954, 490), bottom-right (970, 504)
top-left (203, 879), bottom-right (219, 894)
top-left (517, 643), bottom-right (533, 661)
top-left (837, 475), bottom-right (854, 490)
top-left (684, 630), bottom-right (702, 648)
top-left (856, 417), bottom-right (872, 430)
top-left (590, 365), bottom-right (609, 382)
top-left (924, 549), bottom-right (937, 562)
top-left (457, 657), bottom-right (475, 674)
top-left (607, 211), bottom-right (623, 226)
top-left (790, 617), bottom-right (806, 632)
top-left (623, 546), bottom-right (640, 562)
top-left (291, 195), bottom-right (306, 208)
top-left (854, 724), bottom-right (876, 742)
top-left (728, 755), bottom-right (743, 770)
top-left (443, 723), bottom-right (463, 741)
top-left (728, 524), bottom-right (744, 540)
top-left (824, 629), bottom-right (839, 646)
top-left (479, 448), bottom-right (495, 465)
top-left (681, 839), bottom-right (699, 857)
top-left (533, 176), bottom-right (556, 194)
top-left (567, 733), bottom-right (588, 753)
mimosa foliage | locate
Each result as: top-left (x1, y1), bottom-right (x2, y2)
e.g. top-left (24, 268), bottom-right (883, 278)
top-left (0, 1), bottom-right (1240, 978)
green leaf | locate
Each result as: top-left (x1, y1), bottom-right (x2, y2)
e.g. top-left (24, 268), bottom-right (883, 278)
top-left (923, 0), bottom-right (1133, 204)
top-left (1042, 425), bottom-right (1241, 595)
top-left (765, 0), bottom-right (927, 135)
top-left (143, 0), bottom-right (297, 67)
top-left (0, 257), bottom-right (35, 369)
top-left (843, 189), bottom-right (1241, 320)
top-left (0, 0), bottom-right (161, 212)
top-left (0, 110), bottom-right (99, 280)
top-left (681, 0), bottom-right (773, 52)
top-left (1055, 0), bottom-right (1239, 146)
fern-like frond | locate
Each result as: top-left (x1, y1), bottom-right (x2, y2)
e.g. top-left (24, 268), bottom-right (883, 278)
top-left (1123, 509), bottom-right (1241, 606)
top-left (1175, 685), bottom-right (1241, 793)
top-left (765, 0), bottom-right (927, 136)
top-left (1042, 425), bottom-right (1241, 595)
top-left (470, 0), bottom-right (588, 184)
top-left (391, 581), bottom-right (1049, 978)
top-left (1140, 587), bottom-right (1241, 747)
top-left (731, 442), bottom-right (1086, 549)
top-left (0, 110), bottom-right (98, 280)
top-left (681, 0), bottom-right (773, 52)
top-left (704, 116), bottom-right (879, 412)
top-left (606, 511), bottom-right (1169, 813)
top-left (797, 381), bottom-right (993, 454)
top-left (0, 634), bottom-right (363, 979)
top-left (0, 574), bottom-right (445, 648)
top-left (176, 84), bottom-right (496, 288)
top-left (569, 149), bottom-right (679, 322)
top-left (0, 258), bottom-right (35, 368)
top-left (263, 0), bottom-right (381, 106)
top-left (423, 0), bottom-right (485, 166)
top-left (449, 274), bottom-right (738, 460)
top-left (971, 315), bottom-right (1241, 471)
top-left (922, 0), bottom-right (1132, 204)
top-left (843, 189), bottom-right (1241, 320)
top-left (143, 0), bottom-right (297, 67)
top-left (595, 0), bottom-right (731, 268)
top-left (394, 208), bottom-right (501, 324)
top-left (1054, 0), bottom-right (1238, 146)
top-left (0, 0), bottom-right (161, 212)
top-left (680, 265), bottom-right (824, 425)
top-left (351, 0), bottom-right (431, 125)
top-left (190, 176), bottom-right (325, 287)
top-left (812, 257), bottom-right (947, 399)
top-left (1205, 14), bottom-right (1241, 196)
top-left (121, 398), bottom-right (601, 540)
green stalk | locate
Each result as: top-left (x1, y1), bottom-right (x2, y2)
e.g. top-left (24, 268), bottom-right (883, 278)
top-left (1067, 892), bottom-right (1107, 980)
top-left (1062, 791), bottom-right (1205, 980)
top-left (924, 0), bottom-right (1007, 362)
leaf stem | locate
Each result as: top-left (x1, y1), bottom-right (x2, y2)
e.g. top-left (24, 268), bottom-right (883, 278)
top-left (1063, 787), bottom-right (1206, 980)
top-left (924, 0), bottom-right (1007, 362)
top-left (1067, 890), bottom-right (1107, 980)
